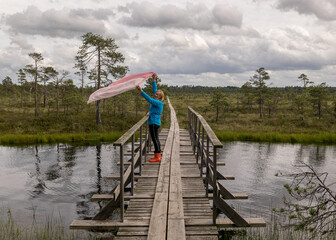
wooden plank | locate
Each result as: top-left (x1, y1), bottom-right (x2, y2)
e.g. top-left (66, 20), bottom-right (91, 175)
top-left (188, 107), bottom-right (222, 148)
top-left (216, 218), bottom-right (266, 228)
top-left (91, 194), bottom-right (155, 201)
top-left (92, 133), bottom-right (149, 220)
top-left (106, 175), bottom-right (157, 179)
top-left (167, 103), bottom-right (186, 240)
top-left (147, 97), bottom-right (175, 240)
top-left (213, 196), bottom-right (249, 227)
top-left (70, 220), bottom-right (149, 230)
top-left (114, 114), bottom-right (148, 146)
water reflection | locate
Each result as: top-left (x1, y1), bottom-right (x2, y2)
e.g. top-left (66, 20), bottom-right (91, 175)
top-left (0, 142), bottom-right (335, 226)
top-left (218, 142), bottom-right (336, 223)
top-left (253, 143), bottom-right (276, 184)
top-left (29, 146), bottom-right (47, 197)
top-left (96, 145), bottom-right (102, 195)
top-left (308, 145), bottom-right (327, 167)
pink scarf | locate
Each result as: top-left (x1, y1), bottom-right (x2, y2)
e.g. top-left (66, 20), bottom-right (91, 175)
top-left (87, 72), bottom-right (155, 104)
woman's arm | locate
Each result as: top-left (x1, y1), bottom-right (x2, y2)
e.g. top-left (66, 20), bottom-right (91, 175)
top-left (152, 74), bottom-right (157, 95)
top-left (141, 91), bottom-right (162, 106)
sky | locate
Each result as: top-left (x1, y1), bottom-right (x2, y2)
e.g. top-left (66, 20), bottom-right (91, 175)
top-left (0, 0), bottom-right (336, 87)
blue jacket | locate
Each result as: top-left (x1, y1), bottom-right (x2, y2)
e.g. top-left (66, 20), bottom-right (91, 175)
top-left (141, 82), bottom-right (163, 126)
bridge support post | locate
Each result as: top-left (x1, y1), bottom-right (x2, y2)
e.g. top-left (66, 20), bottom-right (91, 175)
top-left (139, 126), bottom-right (143, 176)
top-left (213, 147), bottom-right (218, 224)
top-left (120, 145), bottom-right (124, 221)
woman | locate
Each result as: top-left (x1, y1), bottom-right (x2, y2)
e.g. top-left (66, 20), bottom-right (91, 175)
top-left (136, 74), bottom-right (164, 162)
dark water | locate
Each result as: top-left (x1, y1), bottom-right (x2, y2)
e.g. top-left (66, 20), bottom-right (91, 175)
top-left (0, 142), bottom-right (336, 226)
top-left (217, 142), bottom-right (336, 221)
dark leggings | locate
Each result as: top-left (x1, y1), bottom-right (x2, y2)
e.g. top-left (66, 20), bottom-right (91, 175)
top-left (149, 124), bottom-right (161, 153)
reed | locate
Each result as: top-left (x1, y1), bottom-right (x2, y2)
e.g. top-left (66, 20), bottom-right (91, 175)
top-left (0, 132), bottom-right (122, 146)
top-left (219, 212), bottom-right (333, 240)
top-left (0, 209), bottom-right (99, 240)
top-left (216, 131), bottom-right (336, 145)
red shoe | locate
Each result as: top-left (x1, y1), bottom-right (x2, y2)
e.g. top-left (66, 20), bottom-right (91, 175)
top-left (149, 153), bottom-right (161, 162)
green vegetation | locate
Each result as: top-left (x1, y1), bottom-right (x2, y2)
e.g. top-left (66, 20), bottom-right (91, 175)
top-left (0, 209), bottom-right (99, 240)
top-left (1, 39), bottom-right (336, 146)
top-left (169, 74), bottom-right (336, 144)
top-left (2, 207), bottom-right (330, 240)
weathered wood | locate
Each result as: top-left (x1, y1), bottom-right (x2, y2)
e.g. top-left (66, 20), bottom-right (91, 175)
top-left (216, 218), bottom-right (266, 228)
top-left (91, 194), bottom-right (155, 201)
top-left (147, 97), bottom-right (175, 240)
top-left (71, 101), bottom-right (266, 239)
top-left (70, 220), bottom-right (149, 230)
top-left (213, 196), bottom-right (250, 227)
top-left (167, 100), bottom-right (186, 240)
top-left (114, 114), bottom-right (148, 146)
top-left (188, 107), bottom-right (222, 148)
top-left (107, 175), bottom-right (157, 180)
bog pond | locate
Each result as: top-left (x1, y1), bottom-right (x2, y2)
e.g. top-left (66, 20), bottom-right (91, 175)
top-left (0, 142), bottom-right (336, 226)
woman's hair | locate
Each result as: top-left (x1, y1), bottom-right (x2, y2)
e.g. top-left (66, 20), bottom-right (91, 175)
top-left (156, 90), bottom-right (164, 101)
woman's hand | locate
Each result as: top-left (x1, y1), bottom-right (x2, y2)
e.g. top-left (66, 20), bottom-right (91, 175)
top-left (152, 73), bottom-right (157, 82)
top-left (136, 85), bottom-right (142, 92)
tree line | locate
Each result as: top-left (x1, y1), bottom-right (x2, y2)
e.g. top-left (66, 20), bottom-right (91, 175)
top-left (1, 32), bottom-right (336, 129)
top-left (208, 67), bottom-right (336, 122)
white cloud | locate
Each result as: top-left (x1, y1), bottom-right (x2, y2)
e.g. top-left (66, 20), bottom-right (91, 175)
top-left (0, 0), bottom-right (336, 87)
top-left (5, 6), bottom-right (127, 39)
top-left (277, 0), bottom-right (336, 21)
top-left (118, 2), bottom-right (242, 30)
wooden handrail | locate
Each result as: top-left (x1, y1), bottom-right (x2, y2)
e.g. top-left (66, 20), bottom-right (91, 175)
top-left (114, 113), bottom-right (149, 146)
top-left (188, 107), bottom-right (222, 148)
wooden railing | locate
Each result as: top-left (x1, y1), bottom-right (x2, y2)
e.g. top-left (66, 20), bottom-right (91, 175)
top-left (188, 107), bottom-right (251, 226)
top-left (91, 114), bottom-right (150, 221)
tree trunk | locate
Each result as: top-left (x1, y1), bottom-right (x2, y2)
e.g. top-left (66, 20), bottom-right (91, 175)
top-left (43, 82), bottom-right (46, 108)
top-left (21, 86), bottom-right (23, 108)
top-left (96, 47), bottom-right (102, 125)
top-left (318, 101), bottom-right (321, 119)
top-left (56, 82), bottom-right (59, 119)
top-left (81, 71), bottom-right (84, 98)
top-left (259, 88), bottom-right (263, 119)
top-left (34, 62), bottom-right (38, 117)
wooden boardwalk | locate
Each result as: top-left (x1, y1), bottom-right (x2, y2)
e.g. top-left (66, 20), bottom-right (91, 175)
top-left (70, 98), bottom-right (266, 239)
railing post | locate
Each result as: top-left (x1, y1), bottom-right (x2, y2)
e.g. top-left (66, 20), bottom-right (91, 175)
top-left (212, 146), bottom-right (217, 224)
top-left (193, 114), bottom-right (197, 155)
top-left (148, 126), bottom-right (152, 153)
top-left (188, 109), bottom-right (190, 136)
top-left (145, 123), bottom-right (149, 155)
top-left (139, 126), bottom-right (143, 176)
top-left (131, 134), bottom-right (135, 196)
top-left (200, 126), bottom-right (204, 177)
top-left (190, 112), bottom-right (194, 151)
top-left (196, 119), bottom-right (201, 164)
top-left (120, 145), bottom-right (124, 222)
top-left (206, 135), bottom-right (209, 198)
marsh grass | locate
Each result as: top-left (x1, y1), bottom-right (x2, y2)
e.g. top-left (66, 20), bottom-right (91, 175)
top-left (219, 212), bottom-right (336, 240)
top-left (0, 132), bottom-right (123, 145)
top-left (216, 131), bottom-right (336, 144)
top-left (0, 209), bottom-right (99, 240)
top-left (1, 207), bottom-right (335, 240)
top-left (170, 93), bottom-right (336, 144)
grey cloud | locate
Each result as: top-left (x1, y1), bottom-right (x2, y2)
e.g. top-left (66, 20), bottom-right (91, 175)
top-left (9, 33), bottom-right (34, 50)
top-left (71, 8), bottom-right (114, 20)
top-left (125, 25), bottom-right (336, 78)
top-left (118, 2), bottom-right (242, 30)
top-left (0, 47), bottom-right (31, 80)
top-left (212, 4), bottom-right (242, 27)
top-left (5, 6), bottom-right (125, 39)
top-left (277, 0), bottom-right (336, 21)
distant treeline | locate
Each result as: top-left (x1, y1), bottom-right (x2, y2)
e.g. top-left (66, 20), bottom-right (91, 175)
top-left (164, 85), bottom-right (336, 94)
